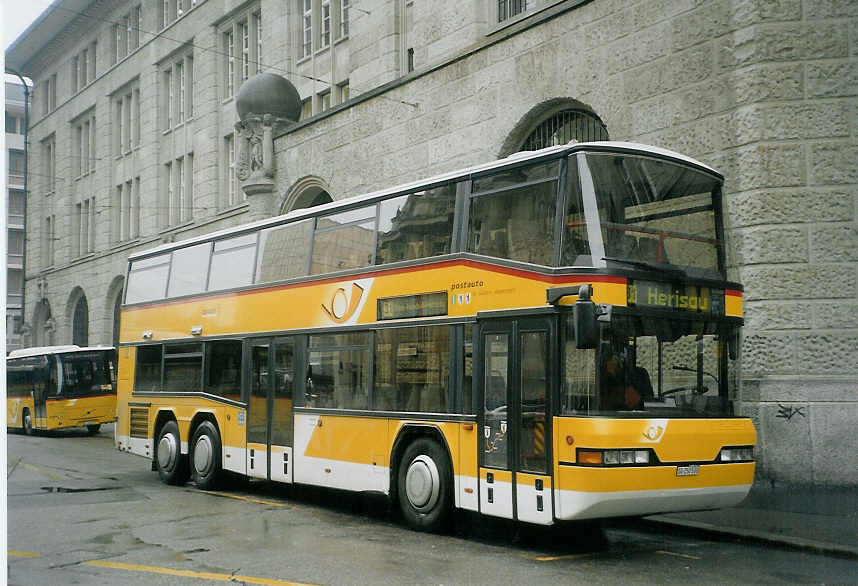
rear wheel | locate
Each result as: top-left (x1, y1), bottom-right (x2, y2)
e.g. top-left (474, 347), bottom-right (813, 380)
top-left (190, 421), bottom-right (222, 490)
top-left (86, 424), bottom-right (101, 434)
top-left (22, 409), bottom-right (33, 436)
top-left (397, 437), bottom-right (453, 532)
top-left (156, 420), bottom-right (187, 485)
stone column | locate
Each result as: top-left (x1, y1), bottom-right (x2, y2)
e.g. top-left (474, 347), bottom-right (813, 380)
top-left (235, 114), bottom-right (290, 221)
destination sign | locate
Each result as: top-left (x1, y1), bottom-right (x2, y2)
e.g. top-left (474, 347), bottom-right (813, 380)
top-left (377, 291), bottom-right (448, 320)
top-left (627, 280), bottom-right (724, 315)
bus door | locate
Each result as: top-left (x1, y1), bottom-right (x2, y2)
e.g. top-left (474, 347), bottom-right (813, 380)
top-left (34, 355), bottom-right (56, 427)
top-left (478, 317), bottom-right (554, 525)
top-left (247, 337), bottom-right (295, 483)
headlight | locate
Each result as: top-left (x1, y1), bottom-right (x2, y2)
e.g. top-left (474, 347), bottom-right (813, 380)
top-left (719, 446), bottom-right (754, 462)
top-left (578, 448), bottom-right (652, 466)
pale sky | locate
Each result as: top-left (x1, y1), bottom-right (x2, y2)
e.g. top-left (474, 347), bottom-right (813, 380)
top-left (4, 2), bottom-right (50, 51)
top-left (4, 1), bottom-right (50, 82)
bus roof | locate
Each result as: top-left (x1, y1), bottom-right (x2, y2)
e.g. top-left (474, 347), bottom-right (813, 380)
top-left (127, 141), bottom-right (721, 262)
top-left (7, 345), bottom-right (116, 359)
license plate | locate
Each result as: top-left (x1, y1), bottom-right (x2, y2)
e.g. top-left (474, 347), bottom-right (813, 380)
top-left (676, 465), bottom-right (700, 477)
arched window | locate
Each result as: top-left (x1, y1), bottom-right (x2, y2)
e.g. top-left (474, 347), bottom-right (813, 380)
top-left (73, 296), bottom-right (89, 347)
top-left (520, 109), bottom-right (608, 151)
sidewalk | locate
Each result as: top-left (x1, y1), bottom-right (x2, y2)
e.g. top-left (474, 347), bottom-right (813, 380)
top-left (645, 482), bottom-right (858, 558)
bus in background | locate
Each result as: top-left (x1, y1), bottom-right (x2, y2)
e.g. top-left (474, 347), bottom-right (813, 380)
top-left (115, 141), bottom-right (755, 531)
top-left (7, 346), bottom-right (117, 435)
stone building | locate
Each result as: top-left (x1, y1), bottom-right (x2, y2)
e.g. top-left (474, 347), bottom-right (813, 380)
top-left (6, 81), bottom-right (29, 353)
top-left (6, 0), bottom-right (857, 487)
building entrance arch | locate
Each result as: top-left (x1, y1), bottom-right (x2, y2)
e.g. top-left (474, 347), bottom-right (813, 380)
top-left (280, 176), bottom-right (333, 214)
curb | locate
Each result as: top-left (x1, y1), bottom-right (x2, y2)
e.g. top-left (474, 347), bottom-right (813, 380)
top-left (642, 516), bottom-right (858, 560)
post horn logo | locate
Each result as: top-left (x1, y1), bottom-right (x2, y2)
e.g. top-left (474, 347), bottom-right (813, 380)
top-left (643, 425), bottom-right (664, 441)
top-left (322, 283), bottom-right (365, 323)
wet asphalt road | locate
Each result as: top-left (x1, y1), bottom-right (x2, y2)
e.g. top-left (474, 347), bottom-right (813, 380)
top-left (6, 427), bottom-right (856, 585)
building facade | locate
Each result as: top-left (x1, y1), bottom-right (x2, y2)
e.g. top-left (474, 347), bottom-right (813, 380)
top-left (7, 0), bottom-right (857, 487)
top-left (6, 81), bottom-right (29, 353)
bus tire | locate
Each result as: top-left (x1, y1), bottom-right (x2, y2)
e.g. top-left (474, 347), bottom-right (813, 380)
top-left (397, 437), bottom-right (453, 532)
top-left (156, 420), bottom-right (187, 485)
top-left (86, 424), bottom-right (101, 434)
top-left (22, 409), bottom-right (33, 436)
top-left (190, 421), bottom-right (222, 491)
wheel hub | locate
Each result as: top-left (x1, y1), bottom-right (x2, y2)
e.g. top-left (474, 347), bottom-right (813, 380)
top-left (194, 435), bottom-right (213, 476)
top-left (157, 433), bottom-right (177, 470)
top-left (405, 455), bottom-right (440, 512)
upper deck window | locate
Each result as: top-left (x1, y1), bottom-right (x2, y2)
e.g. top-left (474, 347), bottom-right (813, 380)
top-left (467, 160), bottom-right (560, 266)
top-left (376, 184), bottom-right (456, 265)
top-left (168, 243), bottom-right (210, 298)
top-left (126, 255), bottom-right (171, 304)
top-left (583, 153), bottom-right (723, 279)
top-left (256, 219), bottom-right (313, 283)
top-left (208, 233), bottom-right (258, 291)
top-left (311, 205), bottom-right (376, 274)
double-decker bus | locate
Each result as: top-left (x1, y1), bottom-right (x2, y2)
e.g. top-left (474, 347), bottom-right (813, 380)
top-left (7, 345), bottom-right (117, 435)
top-left (115, 141), bottom-right (755, 531)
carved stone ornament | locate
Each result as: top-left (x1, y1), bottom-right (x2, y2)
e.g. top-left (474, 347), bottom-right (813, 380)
top-left (234, 114), bottom-right (289, 182)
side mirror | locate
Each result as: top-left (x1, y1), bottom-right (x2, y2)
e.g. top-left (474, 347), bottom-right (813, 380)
top-left (574, 285), bottom-right (598, 349)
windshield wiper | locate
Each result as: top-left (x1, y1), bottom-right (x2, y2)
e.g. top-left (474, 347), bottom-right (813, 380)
top-left (602, 257), bottom-right (686, 278)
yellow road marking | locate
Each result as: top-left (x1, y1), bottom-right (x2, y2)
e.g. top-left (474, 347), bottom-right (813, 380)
top-left (656, 549), bottom-right (701, 560)
top-left (20, 462), bottom-right (63, 481)
top-left (83, 560), bottom-right (314, 585)
top-left (8, 550), bottom-right (41, 558)
top-left (198, 490), bottom-right (291, 508)
top-left (530, 553), bottom-right (596, 561)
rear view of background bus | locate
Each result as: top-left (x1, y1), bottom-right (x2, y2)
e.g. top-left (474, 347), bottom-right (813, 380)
top-left (7, 346), bottom-right (117, 435)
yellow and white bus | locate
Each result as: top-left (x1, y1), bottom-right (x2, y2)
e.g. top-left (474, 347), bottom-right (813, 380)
top-left (7, 345), bottom-right (117, 435)
top-left (116, 141), bottom-right (755, 531)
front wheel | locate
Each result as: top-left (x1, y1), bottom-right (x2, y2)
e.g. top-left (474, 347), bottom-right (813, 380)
top-left (86, 424), bottom-right (101, 434)
top-left (397, 437), bottom-right (453, 532)
top-left (22, 409), bottom-right (33, 436)
top-left (190, 421), bottom-right (222, 491)
top-left (156, 420), bottom-right (188, 485)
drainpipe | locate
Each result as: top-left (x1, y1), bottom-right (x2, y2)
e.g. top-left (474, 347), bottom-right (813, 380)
top-left (6, 69), bottom-right (31, 347)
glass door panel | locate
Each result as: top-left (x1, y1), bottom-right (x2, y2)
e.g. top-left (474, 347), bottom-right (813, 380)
top-left (270, 337), bottom-right (294, 483)
top-left (480, 330), bottom-right (513, 518)
top-left (247, 342), bottom-right (269, 479)
top-left (516, 328), bottom-right (552, 525)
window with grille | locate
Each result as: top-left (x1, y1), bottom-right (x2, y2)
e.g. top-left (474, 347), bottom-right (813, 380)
top-left (498, 0), bottom-right (528, 22)
top-left (519, 109), bottom-right (608, 151)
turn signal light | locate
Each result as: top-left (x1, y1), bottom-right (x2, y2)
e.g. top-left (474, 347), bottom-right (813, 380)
top-left (578, 450), bottom-right (603, 465)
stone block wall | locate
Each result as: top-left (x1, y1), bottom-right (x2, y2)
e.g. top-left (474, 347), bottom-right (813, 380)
top-left (274, 0), bottom-right (857, 486)
top-left (16, 0), bottom-right (856, 486)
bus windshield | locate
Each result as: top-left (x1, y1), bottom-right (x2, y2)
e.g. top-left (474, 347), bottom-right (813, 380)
top-left (562, 314), bottom-right (738, 418)
top-left (582, 153), bottom-right (723, 280)
top-left (59, 351), bottom-right (116, 397)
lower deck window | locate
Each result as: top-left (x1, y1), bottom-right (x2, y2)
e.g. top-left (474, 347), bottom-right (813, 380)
top-left (163, 343), bottom-right (202, 393)
top-left (307, 332), bottom-right (369, 410)
top-left (374, 325), bottom-right (450, 413)
top-left (135, 345), bottom-right (163, 392)
top-left (205, 340), bottom-right (242, 402)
